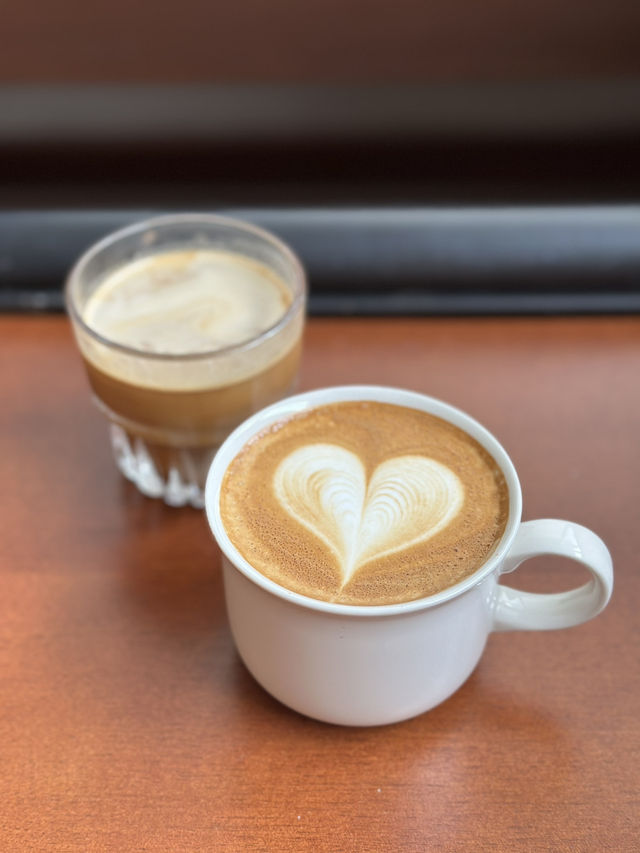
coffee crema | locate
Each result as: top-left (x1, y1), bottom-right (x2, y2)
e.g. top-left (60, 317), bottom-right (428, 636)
top-left (220, 401), bottom-right (509, 605)
top-left (83, 249), bottom-right (292, 357)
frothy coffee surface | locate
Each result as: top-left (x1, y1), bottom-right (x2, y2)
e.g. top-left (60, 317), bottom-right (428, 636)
top-left (83, 249), bottom-right (291, 355)
top-left (220, 401), bottom-right (509, 605)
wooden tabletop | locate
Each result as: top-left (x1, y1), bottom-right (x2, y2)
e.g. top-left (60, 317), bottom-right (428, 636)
top-left (1, 314), bottom-right (639, 852)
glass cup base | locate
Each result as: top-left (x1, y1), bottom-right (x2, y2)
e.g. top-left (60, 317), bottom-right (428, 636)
top-left (110, 424), bottom-right (214, 508)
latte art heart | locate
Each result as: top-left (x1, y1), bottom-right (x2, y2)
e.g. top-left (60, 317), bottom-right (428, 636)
top-left (273, 444), bottom-right (464, 585)
top-left (221, 401), bottom-right (509, 605)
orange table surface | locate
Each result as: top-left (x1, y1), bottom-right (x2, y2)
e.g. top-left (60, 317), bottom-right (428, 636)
top-left (1, 315), bottom-right (639, 852)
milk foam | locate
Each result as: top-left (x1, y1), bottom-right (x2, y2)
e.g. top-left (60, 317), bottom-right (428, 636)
top-left (220, 401), bottom-right (509, 605)
top-left (83, 249), bottom-right (291, 355)
top-left (274, 443), bottom-right (464, 585)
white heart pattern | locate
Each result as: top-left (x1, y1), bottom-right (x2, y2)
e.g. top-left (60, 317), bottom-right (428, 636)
top-left (273, 443), bottom-right (464, 586)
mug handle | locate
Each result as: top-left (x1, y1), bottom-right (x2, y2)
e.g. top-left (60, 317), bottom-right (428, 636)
top-left (491, 519), bottom-right (613, 632)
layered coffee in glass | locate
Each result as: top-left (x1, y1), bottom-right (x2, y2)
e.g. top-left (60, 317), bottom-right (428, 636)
top-left (66, 214), bottom-right (306, 508)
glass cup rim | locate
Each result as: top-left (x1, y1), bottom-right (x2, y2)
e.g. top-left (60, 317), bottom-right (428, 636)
top-left (205, 384), bottom-right (523, 618)
top-left (64, 212), bottom-right (307, 363)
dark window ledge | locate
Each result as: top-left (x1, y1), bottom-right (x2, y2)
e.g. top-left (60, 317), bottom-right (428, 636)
top-left (2, 206), bottom-right (639, 315)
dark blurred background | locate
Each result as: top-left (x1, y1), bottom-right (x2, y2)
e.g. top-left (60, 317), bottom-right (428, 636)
top-left (2, 0), bottom-right (640, 310)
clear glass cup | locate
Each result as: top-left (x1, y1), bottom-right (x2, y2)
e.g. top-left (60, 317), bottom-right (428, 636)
top-left (65, 213), bottom-right (306, 508)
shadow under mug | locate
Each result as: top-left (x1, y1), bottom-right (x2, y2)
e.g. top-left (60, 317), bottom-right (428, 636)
top-left (205, 385), bottom-right (613, 726)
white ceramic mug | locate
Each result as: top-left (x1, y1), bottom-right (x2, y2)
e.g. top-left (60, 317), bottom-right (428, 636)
top-left (205, 386), bottom-right (613, 726)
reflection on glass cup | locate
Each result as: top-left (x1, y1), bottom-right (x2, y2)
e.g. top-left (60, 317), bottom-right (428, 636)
top-left (66, 214), bottom-right (306, 508)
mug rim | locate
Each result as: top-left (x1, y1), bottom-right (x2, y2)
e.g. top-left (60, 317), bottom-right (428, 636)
top-left (205, 385), bottom-right (523, 617)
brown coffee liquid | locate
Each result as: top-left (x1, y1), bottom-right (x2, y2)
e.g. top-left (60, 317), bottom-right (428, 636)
top-left (83, 340), bottom-right (301, 483)
top-left (220, 401), bottom-right (509, 605)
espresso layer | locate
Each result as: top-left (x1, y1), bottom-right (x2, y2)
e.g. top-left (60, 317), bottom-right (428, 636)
top-left (83, 339), bottom-right (301, 444)
top-left (220, 401), bottom-right (509, 606)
